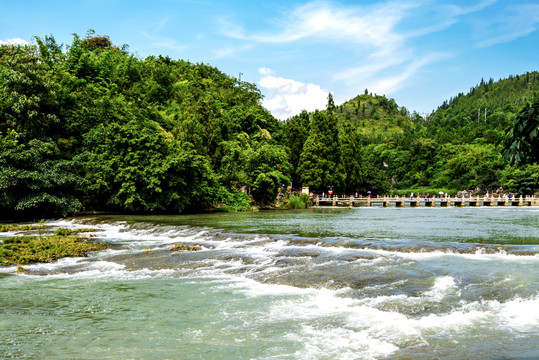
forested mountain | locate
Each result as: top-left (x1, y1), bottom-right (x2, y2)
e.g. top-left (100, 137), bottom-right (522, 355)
top-left (0, 32), bottom-right (289, 218)
top-left (286, 72), bottom-right (539, 195)
top-left (1, 31), bottom-right (537, 219)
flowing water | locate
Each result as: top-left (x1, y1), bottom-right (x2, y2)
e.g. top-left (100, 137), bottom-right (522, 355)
top-left (1, 207), bottom-right (538, 359)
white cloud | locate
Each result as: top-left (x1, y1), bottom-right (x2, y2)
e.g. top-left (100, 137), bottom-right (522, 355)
top-left (477, 4), bottom-right (539, 47)
top-left (221, 0), bottom-right (446, 110)
top-left (212, 43), bottom-right (253, 59)
top-left (334, 52), bottom-right (449, 96)
top-left (368, 53), bottom-right (448, 94)
top-left (142, 32), bottom-right (186, 52)
top-left (258, 69), bottom-right (329, 120)
top-left (0, 38), bottom-right (29, 45)
top-left (220, 0), bottom-right (510, 117)
top-left (259, 67), bottom-right (274, 76)
top-left (221, 1), bottom-right (413, 51)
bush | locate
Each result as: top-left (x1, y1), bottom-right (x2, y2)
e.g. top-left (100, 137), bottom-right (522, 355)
top-left (282, 195), bottom-right (311, 209)
top-left (216, 189), bottom-right (252, 212)
top-left (299, 193), bottom-right (312, 206)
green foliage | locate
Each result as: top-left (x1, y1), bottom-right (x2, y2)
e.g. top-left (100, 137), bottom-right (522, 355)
top-left (339, 121), bottom-right (363, 193)
top-left (2, 31), bottom-right (538, 219)
top-left (280, 194), bottom-right (311, 209)
top-left (169, 243), bottom-right (201, 251)
top-left (284, 110), bottom-right (310, 187)
top-left (504, 102), bottom-right (539, 165)
top-left (83, 120), bottom-right (219, 212)
top-left (0, 131), bottom-right (84, 218)
top-left (0, 31), bottom-right (290, 217)
top-left (0, 234), bottom-right (108, 265)
top-left (297, 109), bottom-right (345, 192)
top-left (285, 196), bottom-right (306, 209)
top-left (54, 227), bottom-right (96, 236)
top-left (215, 189), bottom-right (251, 212)
top-left (0, 223), bottom-right (50, 232)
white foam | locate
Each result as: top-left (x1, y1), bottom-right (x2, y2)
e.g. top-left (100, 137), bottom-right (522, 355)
top-left (23, 256), bottom-right (87, 271)
top-left (286, 325), bottom-right (399, 360)
top-left (423, 276), bottom-right (459, 301)
top-left (492, 295), bottom-right (539, 330)
top-left (229, 278), bottom-right (313, 298)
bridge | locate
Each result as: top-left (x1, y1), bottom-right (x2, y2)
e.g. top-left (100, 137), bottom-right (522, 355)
top-left (313, 195), bottom-right (539, 207)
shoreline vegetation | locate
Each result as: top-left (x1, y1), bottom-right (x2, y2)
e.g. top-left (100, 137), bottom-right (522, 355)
top-left (1, 31), bottom-right (538, 220)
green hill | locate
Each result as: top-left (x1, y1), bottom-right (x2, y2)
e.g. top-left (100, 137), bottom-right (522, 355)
top-left (0, 32), bottom-right (290, 218)
top-left (333, 91), bottom-right (424, 145)
top-left (285, 72), bottom-right (539, 195)
top-left (1, 31), bottom-right (537, 218)
top-left (427, 72), bottom-right (539, 145)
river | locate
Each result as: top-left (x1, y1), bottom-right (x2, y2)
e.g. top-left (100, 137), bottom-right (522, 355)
top-left (1, 207), bottom-right (538, 359)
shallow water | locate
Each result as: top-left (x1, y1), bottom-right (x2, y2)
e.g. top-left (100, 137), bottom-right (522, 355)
top-left (1, 207), bottom-right (538, 359)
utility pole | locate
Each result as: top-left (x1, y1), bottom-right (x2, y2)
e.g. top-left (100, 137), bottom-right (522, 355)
top-left (239, 72), bottom-right (243, 82)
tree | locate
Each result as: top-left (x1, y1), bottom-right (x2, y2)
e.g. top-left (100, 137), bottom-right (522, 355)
top-left (247, 142), bottom-right (291, 205)
top-left (297, 105), bottom-right (344, 192)
top-left (83, 120), bottom-right (219, 212)
top-left (284, 110), bottom-right (310, 188)
top-left (504, 102), bottom-right (539, 165)
top-left (0, 45), bottom-right (61, 139)
top-left (0, 130), bottom-right (84, 218)
top-left (339, 121), bottom-right (363, 193)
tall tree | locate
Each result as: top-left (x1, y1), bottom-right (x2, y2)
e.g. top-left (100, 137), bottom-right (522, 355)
top-left (339, 120), bottom-right (363, 193)
top-left (297, 94), bottom-right (345, 192)
top-left (284, 110), bottom-right (310, 188)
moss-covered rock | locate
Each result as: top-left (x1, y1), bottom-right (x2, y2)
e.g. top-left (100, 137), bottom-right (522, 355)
top-left (170, 243), bottom-right (201, 251)
top-left (0, 235), bottom-right (109, 265)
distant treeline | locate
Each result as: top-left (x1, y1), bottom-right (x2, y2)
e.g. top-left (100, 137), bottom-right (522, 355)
top-left (1, 31), bottom-right (537, 218)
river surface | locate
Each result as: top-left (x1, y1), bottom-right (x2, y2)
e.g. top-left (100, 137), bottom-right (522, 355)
top-left (1, 207), bottom-right (538, 359)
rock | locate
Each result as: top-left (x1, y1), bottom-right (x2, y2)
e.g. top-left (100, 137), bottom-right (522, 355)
top-left (170, 243), bottom-right (201, 251)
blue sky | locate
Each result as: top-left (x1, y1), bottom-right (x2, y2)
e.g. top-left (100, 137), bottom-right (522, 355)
top-left (1, 0), bottom-right (538, 119)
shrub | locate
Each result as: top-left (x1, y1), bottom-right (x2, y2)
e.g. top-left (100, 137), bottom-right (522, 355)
top-left (283, 195), bottom-right (311, 209)
top-left (216, 189), bottom-right (251, 212)
top-left (299, 193), bottom-right (312, 206)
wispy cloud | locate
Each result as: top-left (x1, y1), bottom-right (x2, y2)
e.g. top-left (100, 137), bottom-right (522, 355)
top-left (403, 0), bottom-right (497, 38)
top-left (477, 4), bottom-right (539, 47)
top-left (212, 43), bottom-right (253, 59)
top-left (365, 53), bottom-right (449, 95)
top-left (0, 38), bottom-right (29, 45)
top-left (220, 0), bottom-right (515, 118)
top-left (142, 32), bottom-right (186, 52)
top-left (221, 0), bottom-right (414, 50)
top-left (258, 68), bottom-right (329, 120)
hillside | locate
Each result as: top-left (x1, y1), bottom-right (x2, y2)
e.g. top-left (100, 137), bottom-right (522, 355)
top-left (436, 72), bottom-right (539, 113)
top-left (1, 31), bottom-right (537, 219)
top-left (333, 92), bottom-right (424, 145)
top-left (427, 72), bottom-right (539, 145)
top-left (285, 72), bottom-right (539, 195)
top-left (0, 32), bottom-right (290, 218)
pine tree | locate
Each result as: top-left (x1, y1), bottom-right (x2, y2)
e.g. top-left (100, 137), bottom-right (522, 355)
top-left (297, 94), bottom-right (345, 191)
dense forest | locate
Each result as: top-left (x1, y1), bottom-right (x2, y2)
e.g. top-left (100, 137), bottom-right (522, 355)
top-left (304, 73), bottom-right (539, 195)
top-left (1, 32), bottom-right (538, 218)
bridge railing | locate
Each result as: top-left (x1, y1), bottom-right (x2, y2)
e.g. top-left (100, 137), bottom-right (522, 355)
top-left (311, 194), bottom-right (538, 206)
